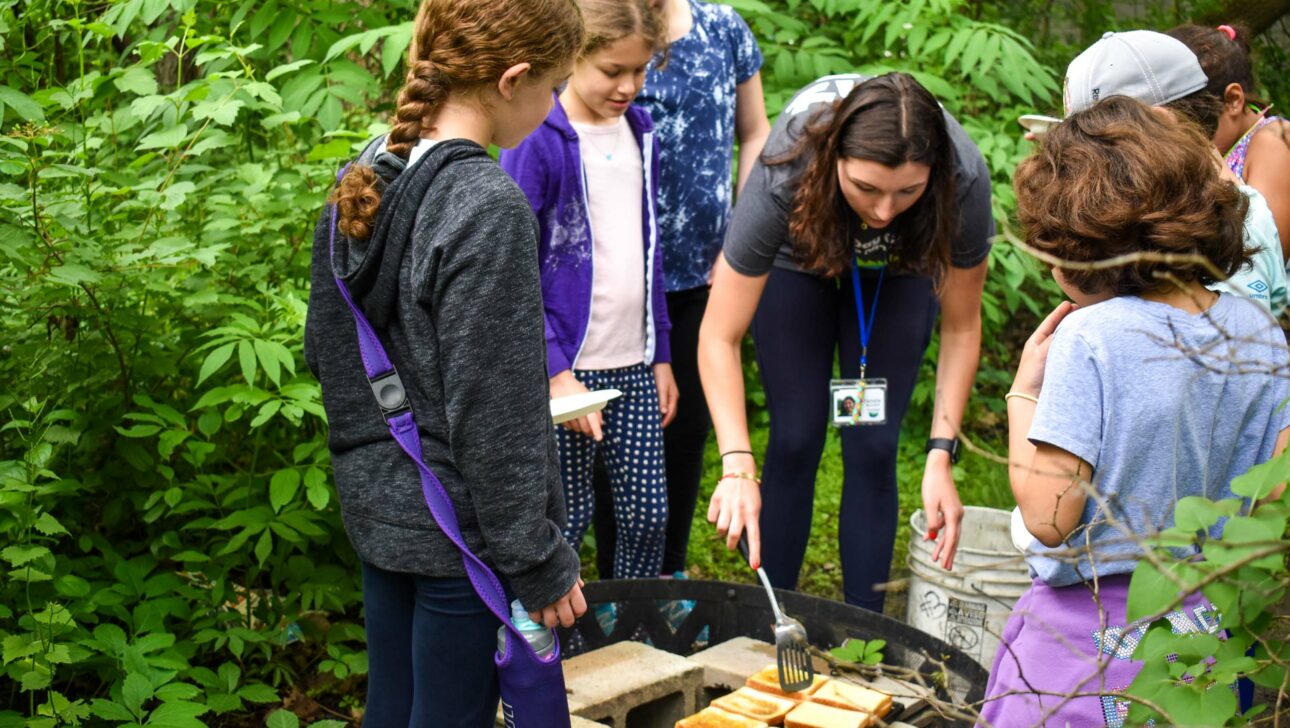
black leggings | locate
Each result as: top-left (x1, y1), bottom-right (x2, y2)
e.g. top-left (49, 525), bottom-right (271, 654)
top-left (752, 267), bottom-right (937, 612)
top-left (593, 286), bottom-right (712, 577)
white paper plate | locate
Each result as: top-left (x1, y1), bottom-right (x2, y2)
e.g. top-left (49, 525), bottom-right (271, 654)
top-left (1018, 114), bottom-right (1061, 137)
top-left (550, 389), bottom-right (622, 424)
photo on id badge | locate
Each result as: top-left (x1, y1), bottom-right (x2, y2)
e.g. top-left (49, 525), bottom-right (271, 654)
top-left (830, 378), bottom-right (886, 427)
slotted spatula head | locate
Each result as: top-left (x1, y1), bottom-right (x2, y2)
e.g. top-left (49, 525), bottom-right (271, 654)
top-left (738, 533), bottom-right (815, 693)
top-left (775, 616), bottom-right (814, 692)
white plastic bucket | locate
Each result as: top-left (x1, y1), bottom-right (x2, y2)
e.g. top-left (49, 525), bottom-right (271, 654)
top-left (905, 506), bottom-right (1032, 667)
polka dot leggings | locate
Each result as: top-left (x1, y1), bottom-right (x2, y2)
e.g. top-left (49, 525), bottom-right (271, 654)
top-left (556, 363), bottom-right (668, 579)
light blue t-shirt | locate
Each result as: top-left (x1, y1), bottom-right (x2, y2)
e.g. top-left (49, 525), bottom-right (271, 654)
top-left (1209, 185), bottom-right (1286, 316)
top-left (636, 0), bottom-right (763, 292)
top-left (1025, 294), bottom-right (1290, 586)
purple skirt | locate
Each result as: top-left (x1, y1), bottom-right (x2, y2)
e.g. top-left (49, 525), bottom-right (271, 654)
top-left (978, 575), bottom-right (1220, 727)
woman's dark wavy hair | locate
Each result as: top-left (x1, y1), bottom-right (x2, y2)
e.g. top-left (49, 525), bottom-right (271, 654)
top-left (1014, 96), bottom-right (1251, 296)
top-left (765, 72), bottom-right (958, 282)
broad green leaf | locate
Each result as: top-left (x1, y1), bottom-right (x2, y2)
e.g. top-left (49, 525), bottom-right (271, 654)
top-left (197, 410), bottom-right (222, 436)
top-left (0, 85), bottom-right (44, 122)
top-left (3, 634), bottom-right (40, 664)
top-left (48, 263), bottom-right (102, 286)
top-left (269, 469), bottom-right (301, 512)
top-left (381, 23), bottom-right (414, 77)
top-left (266, 59), bottom-right (314, 82)
top-left (306, 138), bottom-right (351, 161)
top-left (114, 68), bottom-right (159, 96)
top-left (238, 340), bottom-right (256, 384)
top-left (1, 544), bottom-right (50, 566)
top-left (266, 709), bottom-right (300, 728)
top-left (198, 342), bottom-right (236, 384)
top-left (249, 0), bottom-right (280, 39)
top-left (1173, 496), bottom-right (1225, 532)
top-left (1127, 561), bottom-right (1176, 621)
top-left (237, 683), bottom-right (278, 703)
top-left (115, 424), bottom-right (162, 438)
top-left (190, 130), bottom-right (236, 156)
top-left (54, 573), bottom-right (91, 597)
top-left (131, 94), bottom-right (168, 120)
top-left (20, 670), bottom-right (50, 691)
top-left (33, 512), bottom-right (68, 535)
top-left (90, 700), bottom-right (134, 722)
top-left (123, 672), bottom-right (153, 716)
top-left (154, 683), bottom-right (201, 702)
top-left (160, 181), bottom-right (196, 211)
top-left (254, 529), bottom-right (272, 564)
top-left (192, 98), bottom-right (245, 126)
top-left (254, 340), bottom-right (281, 386)
top-left (250, 399), bottom-right (282, 428)
top-left (306, 481), bottom-right (330, 510)
top-left (145, 700), bottom-right (209, 727)
top-left (137, 124), bottom-right (189, 150)
top-left (1230, 449), bottom-right (1289, 500)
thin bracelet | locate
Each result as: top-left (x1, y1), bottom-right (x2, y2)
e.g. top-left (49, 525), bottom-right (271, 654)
top-left (720, 449), bottom-right (754, 459)
top-left (1005, 391), bottom-right (1040, 405)
top-left (719, 472), bottom-right (761, 486)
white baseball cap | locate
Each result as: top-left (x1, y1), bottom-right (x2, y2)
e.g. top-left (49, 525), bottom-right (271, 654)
top-left (1063, 30), bottom-right (1208, 116)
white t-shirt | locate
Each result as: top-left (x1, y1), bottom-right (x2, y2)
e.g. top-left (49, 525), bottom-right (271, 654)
top-left (571, 118), bottom-right (647, 370)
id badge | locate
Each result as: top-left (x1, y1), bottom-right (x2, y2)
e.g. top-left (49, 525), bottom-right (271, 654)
top-left (829, 378), bottom-right (887, 427)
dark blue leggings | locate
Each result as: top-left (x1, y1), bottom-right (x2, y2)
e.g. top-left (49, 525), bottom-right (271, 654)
top-left (361, 561), bottom-right (505, 727)
top-left (751, 268), bottom-right (938, 612)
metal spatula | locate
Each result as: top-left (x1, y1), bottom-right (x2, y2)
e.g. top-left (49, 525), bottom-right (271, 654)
top-left (739, 534), bottom-right (814, 693)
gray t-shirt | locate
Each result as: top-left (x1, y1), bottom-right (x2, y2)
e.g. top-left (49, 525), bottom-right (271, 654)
top-left (723, 74), bottom-right (995, 276)
top-left (1026, 294), bottom-right (1290, 587)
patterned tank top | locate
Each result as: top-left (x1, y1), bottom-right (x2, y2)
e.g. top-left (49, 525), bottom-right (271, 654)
top-left (1225, 114), bottom-right (1284, 179)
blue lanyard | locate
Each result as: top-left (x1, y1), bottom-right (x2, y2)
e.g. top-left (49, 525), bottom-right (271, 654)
top-left (850, 260), bottom-right (885, 379)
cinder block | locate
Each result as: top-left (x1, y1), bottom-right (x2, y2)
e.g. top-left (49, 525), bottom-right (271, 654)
top-left (563, 641), bottom-right (703, 727)
top-left (688, 637), bottom-right (828, 707)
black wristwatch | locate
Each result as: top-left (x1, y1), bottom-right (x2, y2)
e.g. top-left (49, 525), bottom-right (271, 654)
top-left (925, 437), bottom-right (961, 465)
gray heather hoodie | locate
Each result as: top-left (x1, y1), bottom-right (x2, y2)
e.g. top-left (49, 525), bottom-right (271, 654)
top-left (304, 138), bottom-right (580, 611)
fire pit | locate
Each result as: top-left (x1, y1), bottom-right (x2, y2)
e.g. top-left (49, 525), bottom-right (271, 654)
top-left (556, 579), bottom-right (989, 726)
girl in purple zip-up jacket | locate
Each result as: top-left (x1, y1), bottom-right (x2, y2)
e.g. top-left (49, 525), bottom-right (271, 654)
top-left (500, 0), bottom-right (675, 579)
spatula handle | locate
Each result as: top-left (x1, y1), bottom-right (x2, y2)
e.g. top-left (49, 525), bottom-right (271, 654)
top-left (740, 533), bottom-right (786, 623)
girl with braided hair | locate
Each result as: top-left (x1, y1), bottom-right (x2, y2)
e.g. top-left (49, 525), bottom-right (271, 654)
top-left (304, 0), bottom-right (585, 723)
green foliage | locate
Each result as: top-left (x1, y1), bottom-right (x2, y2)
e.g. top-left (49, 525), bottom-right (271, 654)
top-left (830, 637), bottom-right (885, 665)
top-left (1124, 452), bottom-right (1290, 725)
top-left (0, 0), bottom-right (415, 721)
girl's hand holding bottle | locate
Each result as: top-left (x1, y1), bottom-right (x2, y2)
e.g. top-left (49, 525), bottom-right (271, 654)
top-left (529, 578), bottom-right (587, 629)
top-left (550, 370), bottom-right (603, 441)
top-left (653, 362), bottom-right (679, 427)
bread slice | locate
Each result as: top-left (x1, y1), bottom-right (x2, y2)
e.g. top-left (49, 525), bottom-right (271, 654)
top-left (675, 706), bottom-right (770, 728)
top-left (711, 687), bottom-right (796, 724)
top-left (807, 680), bottom-right (892, 718)
top-left (783, 701), bottom-right (871, 728)
top-left (745, 665), bottom-right (829, 699)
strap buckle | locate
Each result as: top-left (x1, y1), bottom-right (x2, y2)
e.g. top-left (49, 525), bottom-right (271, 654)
top-left (369, 369), bottom-right (411, 419)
